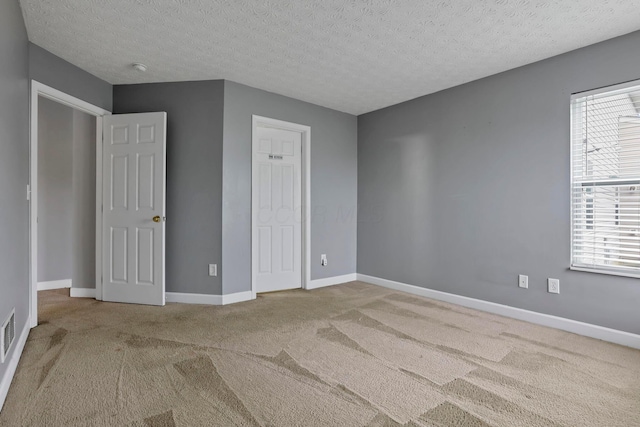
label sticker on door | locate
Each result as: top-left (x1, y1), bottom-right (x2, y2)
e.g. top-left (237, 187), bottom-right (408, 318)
top-left (269, 155), bottom-right (283, 160)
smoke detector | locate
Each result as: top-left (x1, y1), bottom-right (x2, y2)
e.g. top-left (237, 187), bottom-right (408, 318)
top-left (132, 62), bottom-right (147, 72)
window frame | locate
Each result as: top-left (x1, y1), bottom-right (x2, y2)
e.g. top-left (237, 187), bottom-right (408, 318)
top-left (570, 79), bottom-right (640, 279)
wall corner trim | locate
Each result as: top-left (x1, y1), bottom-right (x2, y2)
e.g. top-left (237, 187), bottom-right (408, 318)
top-left (69, 288), bottom-right (96, 298)
top-left (307, 273), bottom-right (358, 290)
top-left (165, 291), bottom-right (255, 306)
top-left (356, 274), bottom-right (640, 350)
top-left (0, 317), bottom-right (30, 412)
top-left (37, 279), bottom-right (72, 291)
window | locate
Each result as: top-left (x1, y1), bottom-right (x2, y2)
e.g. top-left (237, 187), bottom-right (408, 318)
top-left (571, 81), bottom-right (640, 277)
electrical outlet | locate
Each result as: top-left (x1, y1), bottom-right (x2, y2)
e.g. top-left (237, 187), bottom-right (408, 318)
top-left (548, 278), bottom-right (559, 294)
top-left (208, 264), bottom-right (217, 277)
top-left (518, 274), bottom-right (528, 289)
top-left (320, 254), bottom-right (327, 266)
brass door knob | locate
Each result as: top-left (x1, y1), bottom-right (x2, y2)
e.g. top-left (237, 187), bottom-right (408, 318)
top-left (152, 216), bottom-right (161, 223)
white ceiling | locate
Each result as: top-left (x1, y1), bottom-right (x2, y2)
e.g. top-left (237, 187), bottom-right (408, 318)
top-left (19, 0), bottom-right (640, 115)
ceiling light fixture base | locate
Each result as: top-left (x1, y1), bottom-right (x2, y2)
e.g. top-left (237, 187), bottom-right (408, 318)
top-left (132, 62), bottom-right (147, 72)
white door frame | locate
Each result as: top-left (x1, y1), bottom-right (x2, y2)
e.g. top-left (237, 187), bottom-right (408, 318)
top-left (29, 80), bottom-right (111, 328)
top-left (251, 115), bottom-right (311, 294)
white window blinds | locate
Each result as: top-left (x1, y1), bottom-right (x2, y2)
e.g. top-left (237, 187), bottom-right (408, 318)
top-left (571, 82), bottom-right (640, 276)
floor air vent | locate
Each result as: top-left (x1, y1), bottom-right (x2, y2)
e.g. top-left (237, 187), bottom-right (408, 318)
top-left (1, 309), bottom-right (15, 363)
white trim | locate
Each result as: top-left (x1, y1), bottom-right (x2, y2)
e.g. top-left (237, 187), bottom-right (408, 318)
top-left (571, 77), bottom-right (640, 100)
top-left (570, 265), bottom-right (640, 279)
top-left (357, 274), bottom-right (640, 350)
top-left (166, 291), bottom-right (256, 306)
top-left (307, 273), bottom-right (357, 290)
top-left (32, 81), bottom-right (111, 116)
top-left (166, 292), bottom-right (222, 305)
top-left (37, 279), bottom-right (72, 291)
top-left (95, 115), bottom-right (104, 301)
top-left (69, 288), bottom-right (96, 298)
top-left (29, 81), bottom-right (111, 328)
top-left (569, 101), bottom-right (575, 276)
top-left (222, 291), bottom-right (256, 305)
top-left (0, 317), bottom-right (30, 412)
top-left (251, 115), bottom-right (311, 295)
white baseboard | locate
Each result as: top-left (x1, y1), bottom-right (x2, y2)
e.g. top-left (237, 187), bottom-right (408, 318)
top-left (222, 291), bottom-right (255, 305)
top-left (67, 289), bottom-right (253, 305)
top-left (357, 274), bottom-right (640, 350)
top-left (166, 291), bottom-right (255, 306)
top-left (0, 316), bottom-right (30, 412)
top-left (69, 288), bottom-right (96, 298)
top-left (307, 273), bottom-right (357, 290)
top-left (166, 292), bottom-right (222, 305)
top-left (37, 279), bottom-right (71, 291)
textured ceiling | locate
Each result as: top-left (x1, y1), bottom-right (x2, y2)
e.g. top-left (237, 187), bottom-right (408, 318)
top-left (19, 0), bottom-right (640, 115)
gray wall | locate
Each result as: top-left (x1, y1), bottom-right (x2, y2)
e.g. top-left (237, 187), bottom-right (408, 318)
top-left (222, 81), bottom-right (358, 294)
top-left (358, 30), bottom-right (640, 334)
top-left (37, 97), bottom-right (74, 282)
top-left (0, 0), bottom-right (29, 390)
top-left (72, 109), bottom-right (96, 289)
top-left (29, 43), bottom-right (112, 112)
top-left (113, 81), bottom-right (225, 294)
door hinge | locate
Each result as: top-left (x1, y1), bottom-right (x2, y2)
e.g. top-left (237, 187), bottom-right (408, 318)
top-left (26, 184), bottom-right (31, 201)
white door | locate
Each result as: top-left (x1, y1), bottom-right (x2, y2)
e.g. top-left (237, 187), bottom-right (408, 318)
top-left (102, 112), bottom-right (167, 305)
top-left (253, 126), bottom-right (302, 293)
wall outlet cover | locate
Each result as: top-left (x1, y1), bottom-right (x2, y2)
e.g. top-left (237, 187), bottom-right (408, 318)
top-left (518, 274), bottom-right (528, 289)
top-left (548, 278), bottom-right (559, 294)
top-left (208, 264), bottom-right (217, 277)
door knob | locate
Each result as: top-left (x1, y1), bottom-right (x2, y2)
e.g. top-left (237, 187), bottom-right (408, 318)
top-left (152, 216), bottom-right (161, 223)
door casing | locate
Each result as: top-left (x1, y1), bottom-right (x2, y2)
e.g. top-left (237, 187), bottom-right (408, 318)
top-left (29, 80), bottom-right (110, 328)
top-left (251, 115), bottom-right (311, 295)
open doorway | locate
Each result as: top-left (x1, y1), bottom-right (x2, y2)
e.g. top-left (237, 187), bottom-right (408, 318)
top-left (29, 81), bottom-right (109, 328)
top-left (36, 97), bottom-right (95, 297)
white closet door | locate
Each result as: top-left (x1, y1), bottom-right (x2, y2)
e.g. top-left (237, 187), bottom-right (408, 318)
top-left (253, 126), bottom-right (302, 293)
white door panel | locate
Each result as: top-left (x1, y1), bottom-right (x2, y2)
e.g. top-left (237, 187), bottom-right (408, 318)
top-left (102, 112), bottom-right (166, 305)
top-left (253, 126), bottom-right (302, 293)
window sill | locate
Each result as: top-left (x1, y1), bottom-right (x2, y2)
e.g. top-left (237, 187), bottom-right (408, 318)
top-left (570, 265), bottom-right (640, 279)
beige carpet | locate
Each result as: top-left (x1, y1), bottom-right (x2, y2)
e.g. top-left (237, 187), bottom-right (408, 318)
top-left (1, 282), bottom-right (639, 426)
